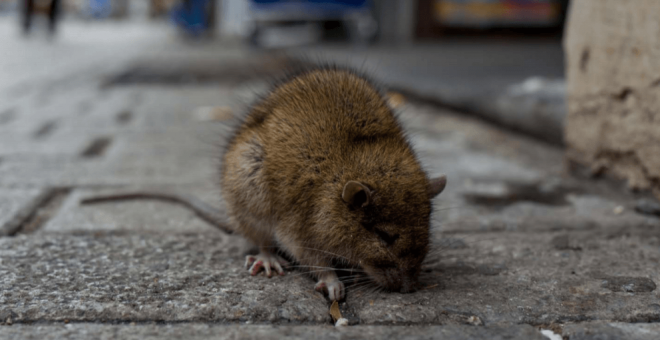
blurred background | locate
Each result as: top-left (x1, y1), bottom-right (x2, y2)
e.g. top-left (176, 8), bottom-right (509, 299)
top-left (0, 0), bottom-right (570, 41)
top-left (2, 2), bottom-right (660, 334)
top-left (1, 1), bottom-right (657, 204)
top-left (0, 0), bottom-right (570, 143)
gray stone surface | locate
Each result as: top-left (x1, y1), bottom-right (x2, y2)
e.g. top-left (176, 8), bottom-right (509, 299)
top-left (0, 129), bottom-right (95, 158)
top-left (0, 188), bottom-right (49, 236)
top-left (0, 234), bottom-right (323, 323)
top-left (0, 129), bottom-right (221, 187)
top-left (399, 103), bottom-right (660, 235)
top-left (98, 130), bottom-right (219, 185)
top-left (0, 157), bottom-right (108, 187)
top-left (1, 231), bottom-right (658, 325)
top-left (349, 230), bottom-right (660, 325)
top-left (0, 324), bottom-right (547, 340)
top-left (562, 322), bottom-right (660, 340)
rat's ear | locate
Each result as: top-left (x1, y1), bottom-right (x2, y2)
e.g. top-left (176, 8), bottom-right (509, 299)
top-left (342, 181), bottom-right (371, 208)
top-left (428, 175), bottom-right (447, 199)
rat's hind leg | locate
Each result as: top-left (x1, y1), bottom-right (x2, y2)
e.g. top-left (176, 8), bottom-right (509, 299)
top-left (245, 249), bottom-right (287, 277)
top-left (231, 217), bottom-right (287, 278)
top-left (222, 132), bottom-right (285, 278)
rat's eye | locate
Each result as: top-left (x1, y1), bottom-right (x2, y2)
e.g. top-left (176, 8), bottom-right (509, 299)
top-left (374, 228), bottom-right (399, 246)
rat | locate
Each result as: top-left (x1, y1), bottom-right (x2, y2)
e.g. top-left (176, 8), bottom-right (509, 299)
top-left (80, 66), bottom-right (446, 301)
top-left (220, 66), bottom-right (446, 300)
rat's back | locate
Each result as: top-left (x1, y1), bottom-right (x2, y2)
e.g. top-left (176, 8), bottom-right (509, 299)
top-left (228, 68), bottom-right (416, 212)
top-left (222, 65), bottom-right (426, 231)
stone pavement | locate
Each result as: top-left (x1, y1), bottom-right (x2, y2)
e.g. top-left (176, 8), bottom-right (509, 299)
top-left (1, 19), bottom-right (659, 340)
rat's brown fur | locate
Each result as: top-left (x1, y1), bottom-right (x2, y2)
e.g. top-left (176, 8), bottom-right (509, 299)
top-left (221, 66), bottom-right (445, 298)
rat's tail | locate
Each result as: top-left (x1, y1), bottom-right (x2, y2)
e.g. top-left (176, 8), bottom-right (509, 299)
top-left (80, 192), bottom-right (234, 235)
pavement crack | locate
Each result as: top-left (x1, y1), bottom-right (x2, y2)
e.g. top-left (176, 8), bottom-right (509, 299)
top-left (33, 120), bottom-right (58, 139)
top-left (116, 110), bottom-right (133, 125)
top-left (8, 188), bottom-right (71, 236)
top-left (80, 136), bottom-right (113, 158)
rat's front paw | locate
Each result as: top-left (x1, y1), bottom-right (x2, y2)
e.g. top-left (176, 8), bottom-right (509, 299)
top-left (315, 278), bottom-right (345, 301)
top-left (245, 253), bottom-right (287, 278)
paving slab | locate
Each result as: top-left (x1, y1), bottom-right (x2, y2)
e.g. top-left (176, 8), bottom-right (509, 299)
top-left (0, 234), bottom-right (324, 323)
top-left (348, 230), bottom-right (660, 325)
top-left (562, 322), bottom-right (660, 340)
top-left (434, 194), bottom-right (660, 234)
top-left (1, 232), bottom-right (658, 326)
top-left (128, 87), bottom-right (241, 131)
top-left (0, 187), bottom-right (49, 236)
top-left (0, 130), bottom-right (102, 159)
top-left (0, 157), bottom-right (109, 187)
top-left (98, 130), bottom-right (221, 185)
top-left (399, 103), bottom-right (660, 234)
top-left (0, 324), bottom-right (547, 340)
top-left (0, 132), bottom-right (219, 187)
top-left (0, 90), bottom-right (113, 158)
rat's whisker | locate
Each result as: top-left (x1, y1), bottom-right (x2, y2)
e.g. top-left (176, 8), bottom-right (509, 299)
top-left (266, 245), bottom-right (356, 264)
top-left (348, 278), bottom-right (378, 291)
top-left (344, 277), bottom-right (373, 286)
top-left (354, 285), bottom-right (383, 300)
top-left (282, 269), bottom-right (346, 278)
top-left (432, 205), bottom-right (473, 212)
top-left (348, 280), bottom-right (376, 290)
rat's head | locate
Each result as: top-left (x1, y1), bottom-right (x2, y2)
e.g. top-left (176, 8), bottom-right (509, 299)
top-left (331, 175), bottom-right (446, 293)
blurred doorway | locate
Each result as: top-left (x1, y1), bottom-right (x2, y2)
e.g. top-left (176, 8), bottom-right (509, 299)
top-left (416, 0), bottom-right (569, 39)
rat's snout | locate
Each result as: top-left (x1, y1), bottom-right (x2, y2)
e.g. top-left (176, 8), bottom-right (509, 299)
top-left (380, 267), bottom-right (418, 293)
top-left (399, 278), bottom-right (418, 294)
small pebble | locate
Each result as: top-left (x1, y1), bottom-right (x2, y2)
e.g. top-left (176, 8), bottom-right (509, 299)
top-left (623, 284), bottom-right (635, 292)
top-left (335, 318), bottom-right (349, 327)
top-left (467, 315), bottom-right (483, 326)
top-left (613, 205), bottom-right (624, 215)
top-left (540, 329), bottom-right (562, 340)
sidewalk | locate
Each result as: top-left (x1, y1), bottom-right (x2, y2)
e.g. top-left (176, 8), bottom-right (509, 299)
top-left (0, 19), bottom-right (659, 339)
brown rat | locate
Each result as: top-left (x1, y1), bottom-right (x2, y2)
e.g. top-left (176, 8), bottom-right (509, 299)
top-left (221, 66), bottom-right (446, 300)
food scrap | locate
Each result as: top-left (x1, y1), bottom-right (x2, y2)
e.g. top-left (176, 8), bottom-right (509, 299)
top-left (329, 300), bottom-right (350, 327)
top-left (329, 300), bottom-right (342, 322)
top-left (335, 318), bottom-right (349, 327)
